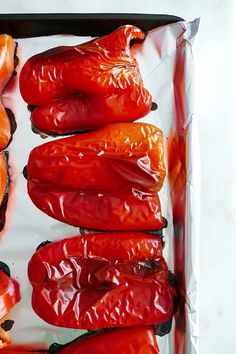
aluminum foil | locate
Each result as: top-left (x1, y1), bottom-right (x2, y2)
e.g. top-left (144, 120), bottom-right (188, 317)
top-left (0, 18), bottom-right (199, 353)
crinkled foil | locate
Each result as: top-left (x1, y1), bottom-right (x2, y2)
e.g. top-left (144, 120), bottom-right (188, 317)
top-left (0, 19), bottom-right (199, 353)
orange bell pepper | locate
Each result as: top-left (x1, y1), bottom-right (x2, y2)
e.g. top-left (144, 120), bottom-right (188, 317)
top-left (0, 152), bottom-right (9, 232)
top-left (0, 35), bottom-right (17, 150)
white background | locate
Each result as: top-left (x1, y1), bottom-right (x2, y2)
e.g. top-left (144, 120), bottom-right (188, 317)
top-left (0, 1), bottom-right (235, 353)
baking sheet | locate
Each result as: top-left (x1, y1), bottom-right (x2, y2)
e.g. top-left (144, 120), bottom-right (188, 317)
top-left (0, 19), bottom-right (199, 353)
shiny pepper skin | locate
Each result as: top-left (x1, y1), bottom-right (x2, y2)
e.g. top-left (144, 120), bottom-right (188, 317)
top-left (26, 123), bottom-right (166, 230)
top-left (19, 25), bottom-right (152, 135)
top-left (56, 327), bottom-right (159, 354)
top-left (0, 153), bottom-right (8, 208)
top-left (0, 35), bottom-right (16, 150)
top-left (0, 269), bottom-right (20, 321)
top-left (28, 232), bottom-right (176, 329)
top-left (0, 267), bottom-right (20, 349)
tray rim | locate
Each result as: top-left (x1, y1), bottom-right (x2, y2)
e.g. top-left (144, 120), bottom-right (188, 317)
top-left (0, 13), bottom-right (184, 37)
top-left (0, 13), bottom-right (184, 20)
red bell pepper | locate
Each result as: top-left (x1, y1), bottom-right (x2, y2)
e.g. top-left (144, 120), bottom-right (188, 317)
top-left (28, 232), bottom-right (176, 329)
top-left (20, 25), bottom-right (152, 134)
top-left (0, 327), bottom-right (159, 353)
top-left (26, 123), bottom-right (166, 230)
top-left (0, 263), bottom-right (21, 349)
top-left (0, 35), bottom-right (17, 150)
top-left (50, 327), bottom-right (159, 354)
top-left (0, 152), bottom-right (9, 232)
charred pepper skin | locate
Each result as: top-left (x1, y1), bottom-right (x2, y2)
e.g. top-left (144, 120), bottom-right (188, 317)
top-left (20, 25), bottom-right (152, 134)
top-left (26, 123), bottom-right (166, 230)
top-left (0, 265), bottom-right (20, 349)
top-left (28, 232), bottom-right (177, 330)
top-left (0, 35), bottom-right (17, 150)
top-left (0, 152), bottom-right (9, 232)
top-left (50, 327), bottom-right (159, 354)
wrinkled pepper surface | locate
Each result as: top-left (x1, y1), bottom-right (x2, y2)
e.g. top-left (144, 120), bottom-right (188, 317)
top-left (26, 123), bottom-right (166, 230)
top-left (0, 152), bottom-right (9, 232)
top-left (20, 25), bottom-right (152, 134)
top-left (0, 265), bottom-right (20, 349)
top-left (0, 34), bottom-right (16, 150)
top-left (28, 232), bottom-right (176, 329)
top-left (52, 327), bottom-right (159, 354)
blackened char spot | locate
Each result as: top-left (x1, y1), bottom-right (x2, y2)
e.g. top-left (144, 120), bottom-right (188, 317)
top-left (36, 240), bottom-right (52, 251)
top-left (162, 217), bottom-right (168, 228)
top-left (129, 36), bottom-right (145, 48)
top-left (151, 102), bottom-right (158, 111)
top-left (0, 193), bottom-right (9, 232)
top-left (0, 319), bottom-right (14, 332)
top-left (5, 108), bottom-right (17, 135)
top-left (145, 259), bottom-right (160, 269)
top-left (0, 152), bottom-right (10, 231)
top-left (22, 165), bottom-right (28, 179)
top-left (0, 261), bottom-right (11, 276)
top-left (155, 317), bottom-right (173, 336)
top-left (49, 330), bottom-right (104, 353)
top-left (49, 343), bottom-right (64, 354)
top-left (14, 41), bottom-right (19, 69)
top-left (28, 104), bottom-right (36, 112)
top-left (148, 228), bottom-right (163, 236)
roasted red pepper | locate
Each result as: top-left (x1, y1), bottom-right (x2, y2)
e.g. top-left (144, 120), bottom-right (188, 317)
top-left (20, 25), bottom-right (152, 134)
top-left (0, 34), bottom-right (17, 150)
top-left (0, 265), bottom-right (20, 321)
top-left (0, 263), bottom-right (20, 349)
top-left (0, 152), bottom-right (9, 232)
top-left (26, 123), bottom-right (166, 230)
top-left (0, 327), bottom-right (159, 353)
top-left (50, 327), bottom-right (159, 354)
top-left (28, 232), bottom-right (176, 329)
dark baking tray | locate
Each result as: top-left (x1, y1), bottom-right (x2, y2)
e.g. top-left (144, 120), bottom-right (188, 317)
top-left (0, 13), bottom-right (183, 37)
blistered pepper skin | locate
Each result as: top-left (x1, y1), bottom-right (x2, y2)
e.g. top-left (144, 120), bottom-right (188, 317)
top-left (28, 232), bottom-right (176, 330)
top-left (20, 25), bottom-right (152, 134)
top-left (58, 327), bottom-right (159, 354)
top-left (27, 123), bottom-right (165, 193)
top-left (20, 25), bottom-right (148, 102)
top-left (0, 35), bottom-right (16, 150)
top-left (27, 123), bottom-right (166, 230)
top-left (28, 182), bottom-right (164, 230)
top-left (31, 91), bottom-right (152, 135)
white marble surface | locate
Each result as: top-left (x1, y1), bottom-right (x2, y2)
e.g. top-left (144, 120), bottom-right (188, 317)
top-left (0, 1), bottom-right (235, 353)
